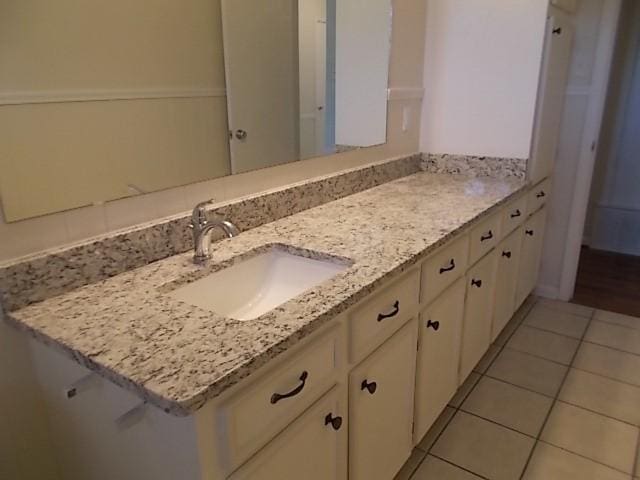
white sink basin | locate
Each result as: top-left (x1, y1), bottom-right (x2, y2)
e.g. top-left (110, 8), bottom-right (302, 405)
top-left (167, 247), bottom-right (351, 321)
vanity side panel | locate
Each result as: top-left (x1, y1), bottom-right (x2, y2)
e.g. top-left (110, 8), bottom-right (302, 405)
top-left (28, 339), bottom-right (203, 480)
top-left (0, 316), bottom-right (60, 480)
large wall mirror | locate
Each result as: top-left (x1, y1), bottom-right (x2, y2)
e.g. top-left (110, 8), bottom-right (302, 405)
top-left (0, 0), bottom-right (393, 221)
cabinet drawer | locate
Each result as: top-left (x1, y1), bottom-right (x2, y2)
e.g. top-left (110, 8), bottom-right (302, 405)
top-left (349, 270), bottom-right (419, 361)
top-left (420, 235), bottom-right (469, 306)
top-left (527, 178), bottom-right (551, 215)
top-left (220, 328), bottom-right (340, 469)
top-left (501, 194), bottom-right (527, 236)
top-left (469, 212), bottom-right (502, 265)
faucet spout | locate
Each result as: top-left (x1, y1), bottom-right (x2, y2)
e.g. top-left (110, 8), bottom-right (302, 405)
top-left (190, 200), bottom-right (240, 264)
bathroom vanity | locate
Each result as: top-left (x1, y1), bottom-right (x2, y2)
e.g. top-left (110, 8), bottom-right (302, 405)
top-left (5, 169), bottom-right (551, 480)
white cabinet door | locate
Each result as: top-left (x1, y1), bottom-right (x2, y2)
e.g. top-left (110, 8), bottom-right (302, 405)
top-left (459, 250), bottom-right (498, 383)
top-left (349, 321), bottom-right (418, 480)
top-left (229, 387), bottom-right (347, 480)
top-left (516, 208), bottom-right (548, 308)
top-left (528, 15), bottom-right (574, 184)
top-left (414, 279), bottom-right (465, 442)
top-left (492, 228), bottom-right (524, 341)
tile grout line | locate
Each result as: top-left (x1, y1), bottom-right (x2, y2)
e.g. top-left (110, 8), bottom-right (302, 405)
top-left (518, 322), bottom-right (589, 341)
top-left (568, 364), bottom-right (640, 390)
top-left (590, 315), bottom-right (640, 329)
top-left (581, 338), bottom-right (640, 359)
top-left (553, 398), bottom-right (640, 429)
top-left (428, 453), bottom-right (491, 480)
top-left (457, 408), bottom-right (538, 439)
top-left (517, 307), bottom-right (597, 480)
top-left (498, 345), bottom-right (576, 368)
top-left (592, 317), bottom-right (640, 332)
top-left (535, 438), bottom-right (637, 476)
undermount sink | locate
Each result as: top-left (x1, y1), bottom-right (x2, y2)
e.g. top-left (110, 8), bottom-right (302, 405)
top-left (167, 246), bottom-right (351, 321)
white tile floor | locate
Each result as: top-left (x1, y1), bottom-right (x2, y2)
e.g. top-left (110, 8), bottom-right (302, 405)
top-left (396, 297), bottom-right (640, 480)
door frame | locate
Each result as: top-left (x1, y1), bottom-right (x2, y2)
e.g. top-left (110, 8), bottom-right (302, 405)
top-left (556, 0), bottom-right (623, 300)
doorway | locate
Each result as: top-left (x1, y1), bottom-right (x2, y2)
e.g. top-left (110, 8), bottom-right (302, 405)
top-left (573, 0), bottom-right (640, 316)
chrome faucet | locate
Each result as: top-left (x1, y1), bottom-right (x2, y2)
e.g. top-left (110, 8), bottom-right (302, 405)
top-left (190, 200), bottom-right (240, 265)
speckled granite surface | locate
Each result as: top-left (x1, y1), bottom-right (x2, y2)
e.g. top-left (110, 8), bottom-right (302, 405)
top-left (421, 153), bottom-right (527, 179)
top-left (5, 172), bottom-right (526, 416)
top-left (0, 154), bottom-right (421, 312)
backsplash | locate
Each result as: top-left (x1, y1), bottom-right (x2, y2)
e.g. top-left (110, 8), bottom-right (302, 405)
top-left (0, 154), bottom-right (421, 311)
top-left (421, 153), bottom-right (528, 179)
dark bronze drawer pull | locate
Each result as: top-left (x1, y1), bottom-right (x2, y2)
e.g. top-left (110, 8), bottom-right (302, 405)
top-left (536, 191), bottom-right (546, 198)
top-left (377, 300), bottom-right (400, 322)
top-left (439, 259), bottom-right (456, 274)
top-left (270, 371), bottom-right (308, 404)
top-left (510, 210), bottom-right (522, 218)
top-left (325, 413), bottom-right (343, 431)
top-left (426, 320), bottom-right (440, 331)
top-left (525, 229), bottom-right (534, 236)
top-left (502, 251), bottom-right (512, 258)
top-left (480, 231), bottom-right (494, 242)
top-left (361, 379), bottom-right (377, 394)
top-left (471, 279), bottom-right (482, 288)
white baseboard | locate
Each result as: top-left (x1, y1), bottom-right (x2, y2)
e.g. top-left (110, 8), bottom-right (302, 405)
top-left (534, 284), bottom-right (560, 300)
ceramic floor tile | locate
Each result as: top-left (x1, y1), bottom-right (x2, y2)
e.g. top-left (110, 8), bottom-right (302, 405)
top-left (523, 442), bottom-right (631, 480)
top-left (395, 448), bottom-right (427, 480)
top-left (596, 310), bottom-right (640, 331)
top-left (473, 344), bottom-right (500, 373)
top-left (431, 411), bottom-right (535, 480)
top-left (461, 376), bottom-right (553, 436)
top-left (487, 348), bottom-right (567, 397)
top-left (541, 401), bottom-right (638, 473)
top-left (412, 455), bottom-right (482, 479)
top-left (536, 298), bottom-right (594, 317)
top-left (585, 321), bottom-right (640, 356)
top-left (559, 368), bottom-right (640, 426)
top-left (507, 325), bottom-right (580, 365)
top-left (523, 304), bottom-right (590, 338)
top-left (574, 343), bottom-right (640, 387)
top-left (417, 406), bottom-right (456, 452)
top-left (449, 372), bottom-right (481, 408)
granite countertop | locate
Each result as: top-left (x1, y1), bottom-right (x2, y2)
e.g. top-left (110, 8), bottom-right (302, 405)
top-left (6, 172), bottom-right (526, 416)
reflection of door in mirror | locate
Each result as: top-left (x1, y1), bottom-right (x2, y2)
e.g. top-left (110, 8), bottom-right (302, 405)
top-left (299, 0), bottom-right (334, 159)
top-left (0, 0), bottom-right (392, 222)
top-left (336, 0), bottom-right (390, 149)
top-left (222, 0), bottom-right (302, 174)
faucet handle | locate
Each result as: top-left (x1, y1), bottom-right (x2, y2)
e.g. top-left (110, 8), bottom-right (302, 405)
top-left (191, 199), bottom-right (214, 227)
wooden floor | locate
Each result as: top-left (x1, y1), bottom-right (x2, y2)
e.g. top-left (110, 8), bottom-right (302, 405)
top-left (572, 246), bottom-right (640, 317)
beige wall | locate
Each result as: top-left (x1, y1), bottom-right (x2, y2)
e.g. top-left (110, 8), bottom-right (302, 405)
top-left (0, 0), bottom-right (230, 221)
top-left (0, 0), bottom-right (426, 263)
